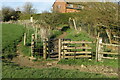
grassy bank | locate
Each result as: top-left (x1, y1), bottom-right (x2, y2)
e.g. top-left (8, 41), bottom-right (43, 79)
top-left (2, 23), bottom-right (24, 59)
top-left (3, 60), bottom-right (108, 78)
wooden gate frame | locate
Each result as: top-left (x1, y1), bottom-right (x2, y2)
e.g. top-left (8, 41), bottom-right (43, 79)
top-left (96, 37), bottom-right (119, 61)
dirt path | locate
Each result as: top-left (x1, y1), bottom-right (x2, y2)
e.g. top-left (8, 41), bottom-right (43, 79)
top-left (57, 32), bottom-right (67, 39)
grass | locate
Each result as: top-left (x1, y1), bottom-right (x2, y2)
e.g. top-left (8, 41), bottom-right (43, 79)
top-left (2, 60), bottom-right (109, 78)
top-left (58, 59), bottom-right (118, 68)
top-left (2, 23), bottom-right (24, 58)
top-left (50, 30), bottom-right (62, 39)
top-left (64, 29), bottom-right (96, 52)
top-left (65, 29), bottom-right (95, 41)
top-left (18, 41), bottom-right (31, 56)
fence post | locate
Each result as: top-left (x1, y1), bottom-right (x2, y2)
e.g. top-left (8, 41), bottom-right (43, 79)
top-left (43, 39), bottom-right (47, 59)
top-left (31, 34), bottom-right (35, 57)
top-left (24, 33), bottom-right (26, 46)
top-left (58, 39), bottom-right (61, 61)
top-left (73, 19), bottom-right (77, 31)
top-left (46, 38), bottom-right (49, 57)
top-left (96, 37), bottom-right (99, 61)
top-left (97, 37), bottom-right (103, 61)
top-left (35, 26), bottom-right (38, 40)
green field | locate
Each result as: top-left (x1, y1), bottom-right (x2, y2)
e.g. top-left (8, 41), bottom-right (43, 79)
top-left (2, 24), bottom-right (24, 58)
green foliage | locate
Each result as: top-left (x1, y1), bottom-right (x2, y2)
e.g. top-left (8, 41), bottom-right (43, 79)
top-left (65, 29), bottom-right (94, 41)
top-left (50, 30), bottom-right (62, 39)
top-left (2, 24), bottom-right (24, 58)
top-left (58, 59), bottom-right (118, 68)
top-left (2, 60), bottom-right (108, 78)
top-left (2, 7), bottom-right (20, 21)
top-left (19, 13), bottom-right (41, 20)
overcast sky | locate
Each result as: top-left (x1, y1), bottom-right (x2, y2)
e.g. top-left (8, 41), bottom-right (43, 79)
top-left (0, 0), bottom-right (119, 13)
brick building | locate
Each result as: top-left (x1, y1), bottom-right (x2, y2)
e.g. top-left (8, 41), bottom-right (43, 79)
top-left (53, 0), bottom-right (84, 13)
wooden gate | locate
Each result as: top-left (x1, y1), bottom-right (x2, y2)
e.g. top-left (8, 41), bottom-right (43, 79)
top-left (96, 37), bottom-right (119, 61)
top-left (59, 39), bottom-right (92, 60)
top-left (43, 39), bottom-right (93, 60)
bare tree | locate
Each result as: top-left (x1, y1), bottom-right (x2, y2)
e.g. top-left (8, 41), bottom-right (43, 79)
top-left (22, 2), bottom-right (37, 14)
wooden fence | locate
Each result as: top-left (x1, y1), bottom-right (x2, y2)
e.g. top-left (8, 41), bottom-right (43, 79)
top-left (96, 37), bottom-right (119, 61)
top-left (43, 39), bottom-right (93, 60)
top-left (33, 37), bottom-right (119, 61)
top-left (59, 39), bottom-right (93, 60)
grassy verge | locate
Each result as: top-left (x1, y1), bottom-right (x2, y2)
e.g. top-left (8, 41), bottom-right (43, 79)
top-left (2, 60), bottom-right (109, 78)
top-left (58, 59), bottom-right (118, 68)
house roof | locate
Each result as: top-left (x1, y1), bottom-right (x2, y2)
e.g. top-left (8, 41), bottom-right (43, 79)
top-left (65, 0), bottom-right (82, 2)
top-left (64, 0), bottom-right (98, 2)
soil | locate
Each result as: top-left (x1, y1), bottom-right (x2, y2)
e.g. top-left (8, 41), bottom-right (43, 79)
top-left (57, 32), bottom-right (67, 39)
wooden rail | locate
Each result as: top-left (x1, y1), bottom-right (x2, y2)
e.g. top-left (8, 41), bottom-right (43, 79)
top-left (63, 55), bottom-right (92, 58)
top-left (100, 43), bottom-right (120, 46)
top-left (61, 51), bottom-right (91, 54)
top-left (99, 52), bottom-right (118, 55)
top-left (62, 41), bottom-right (92, 44)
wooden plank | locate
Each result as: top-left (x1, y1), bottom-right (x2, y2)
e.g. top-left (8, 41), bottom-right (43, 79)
top-left (62, 41), bottom-right (92, 44)
top-left (63, 47), bottom-right (92, 49)
top-left (61, 51), bottom-right (91, 54)
top-left (58, 39), bottom-right (61, 61)
top-left (99, 52), bottom-right (118, 55)
top-left (101, 43), bottom-right (120, 46)
top-left (102, 57), bottom-right (118, 59)
top-left (50, 55), bottom-right (58, 57)
top-left (63, 55), bottom-right (92, 58)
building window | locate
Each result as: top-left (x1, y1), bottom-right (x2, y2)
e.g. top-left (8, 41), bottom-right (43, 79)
top-left (57, 5), bottom-right (61, 8)
top-left (77, 5), bottom-right (84, 9)
top-left (68, 4), bottom-right (73, 8)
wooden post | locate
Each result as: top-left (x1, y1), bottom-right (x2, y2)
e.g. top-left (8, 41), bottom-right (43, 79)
top-left (46, 38), bottom-right (49, 56)
top-left (96, 37), bottom-right (99, 61)
top-left (24, 33), bottom-right (26, 46)
top-left (43, 39), bottom-right (47, 59)
top-left (35, 26), bottom-right (38, 40)
top-left (97, 37), bottom-right (103, 61)
top-left (96, 32), bottom-right (100, 61)
top-left (73, 19), bottom-right (77, 31)
top-left (69, 18), bottom-right (73, 29)
top-left (58, 39), bottom-right (61, 61)
top-left (31, 34), bottom-right (35, 57)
